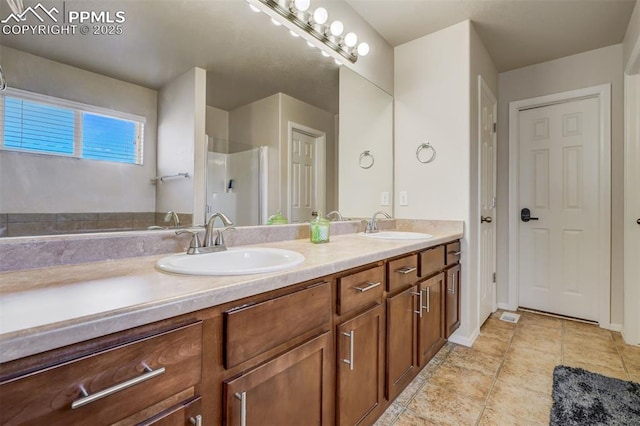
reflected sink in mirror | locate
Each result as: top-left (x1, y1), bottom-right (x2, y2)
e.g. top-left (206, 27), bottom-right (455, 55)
top-left (358, 231), bottom-right (433, 240)
top-left (156, 247), bottom-right (305, 276)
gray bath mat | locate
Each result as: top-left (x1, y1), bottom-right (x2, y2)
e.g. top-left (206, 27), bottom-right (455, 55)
top-left (551, 365), bottom-right (640, 425)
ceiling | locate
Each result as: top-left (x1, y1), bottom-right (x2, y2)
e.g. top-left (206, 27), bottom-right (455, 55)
top-left (346, 0), bottom-right (637, 72)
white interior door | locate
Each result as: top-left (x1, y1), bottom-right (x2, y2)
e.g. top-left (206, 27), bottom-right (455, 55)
top-left (518, 97), bottom-right (600, 321)
top-left (479, 77), bottom-right (497, 325)
top-left (290, 130), bottom-right (316, 223)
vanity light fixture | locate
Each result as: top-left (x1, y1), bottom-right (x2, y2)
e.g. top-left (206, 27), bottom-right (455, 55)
top-left (249, 4), bottom-right (261, 12)
top-left (249, 0), bottom-right (370, 63)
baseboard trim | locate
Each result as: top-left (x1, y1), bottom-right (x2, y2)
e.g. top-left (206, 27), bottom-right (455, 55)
top-left (607, 323), bottom-right (622, 332)
top-left (497, 302), bottom-right (515, 311)
top-left (447, 327), bottom-right (479, 347)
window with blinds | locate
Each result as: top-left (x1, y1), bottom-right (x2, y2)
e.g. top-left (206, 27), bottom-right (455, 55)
top-left (0, 89), bottom-right (145, 165)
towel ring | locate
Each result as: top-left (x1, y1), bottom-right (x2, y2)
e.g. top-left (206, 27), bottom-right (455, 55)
top-left (359, 150), bottom-right (374, 169)
top-left (416, 143), bottom-right (436, 164)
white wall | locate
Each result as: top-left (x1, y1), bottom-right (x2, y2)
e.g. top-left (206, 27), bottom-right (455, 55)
top-left (206, 106), bottom-right (229, 154)
top-left (0, 47), bottom-right (158, 213)
top-left (156, 67), bottom-right (207, 223)
top-left (280, 93), bottom-right (336, 219)
top-left (497, 45), bottom-right (625, 325)
top-left (395, 21), bottom-right (479, 344)
top-left (339, 66), bottom-right (393, 218)
top-left (624, 0), bottom-right (640, 72)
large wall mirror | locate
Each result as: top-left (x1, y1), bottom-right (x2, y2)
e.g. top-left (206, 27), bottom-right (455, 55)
top-left (0, 0), bottom-right (393, 236)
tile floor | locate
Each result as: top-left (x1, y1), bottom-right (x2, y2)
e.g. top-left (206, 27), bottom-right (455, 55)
top-left (376, 310), bottom-right (640, 425)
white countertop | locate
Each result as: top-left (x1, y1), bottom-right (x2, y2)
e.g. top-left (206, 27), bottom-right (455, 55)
top-left (0, 224), bottom-right (462, 363)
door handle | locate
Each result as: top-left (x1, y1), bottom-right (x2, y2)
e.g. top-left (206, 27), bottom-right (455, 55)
top-left (520, 208), bottom-right (539, 222)
top-left (481, 216), bottom-right (493, 223)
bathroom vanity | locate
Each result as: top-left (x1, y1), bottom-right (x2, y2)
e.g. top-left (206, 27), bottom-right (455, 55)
top-left (0, 225), bottom-right (462, 425)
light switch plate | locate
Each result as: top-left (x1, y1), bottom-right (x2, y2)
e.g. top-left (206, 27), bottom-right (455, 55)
top-left (399, 191), bottom-right (408, 206)
top-left (380, 192), bottom-right (389, 206)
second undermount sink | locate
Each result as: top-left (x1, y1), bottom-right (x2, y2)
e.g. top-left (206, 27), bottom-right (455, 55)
top-left (359, 231), bottom-right (433, 240)
top-left (156, 247), bottom-right (305, 276)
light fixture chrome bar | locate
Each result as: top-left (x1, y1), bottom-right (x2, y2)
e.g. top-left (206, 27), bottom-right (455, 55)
top-left (257, 0), bottom-right (358, 63)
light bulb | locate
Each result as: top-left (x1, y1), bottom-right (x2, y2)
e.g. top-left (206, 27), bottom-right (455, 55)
top-left (321, 51), bottom-right (330, 57)
top-left (334, 59), bottom-right (342, 66)
top-left (293, 0), bottom-right (310, 12)
top-left (312, 7), bottom-right (328, 25)
top-left (289, 30), bottom-right (299, 37)
top-left (271, 17), bottom-right (282, 26)
top-left (307, 40), bottom-right (315, 48)
top-left (329, 20), bottom-right (344, 36)
top-left (357, 42), bottom-right (370, 56)
top-left (344, 32), bottom-right (358, 47)
top-left (249, 4), bottom-right (261, 12)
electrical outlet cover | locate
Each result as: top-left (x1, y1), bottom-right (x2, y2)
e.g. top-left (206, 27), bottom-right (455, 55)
top-left (399, 191), bottom-right (408, 206)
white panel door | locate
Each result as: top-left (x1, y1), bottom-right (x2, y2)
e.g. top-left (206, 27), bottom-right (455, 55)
top-left (518, 97), bottom-right (600, 321)
top-left (479, 77), bottom-right (497, 325)
top-left (290, 130), bottom-right (315, 223)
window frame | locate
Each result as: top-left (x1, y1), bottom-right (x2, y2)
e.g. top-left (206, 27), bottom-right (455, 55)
top-left (0, 87), bottom-right (146, 165)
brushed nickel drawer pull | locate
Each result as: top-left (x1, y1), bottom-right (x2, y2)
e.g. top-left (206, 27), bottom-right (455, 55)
top-left (354, 281), bottom-right (381, 292)
top-left (412, 291), bottom-right (423, 318)
top-left (342, 330), bottom-right (355, 370)
top-left (396, 266), bottom-right (417, 275)
top-left (424, 287), bottom-right (430, 313)
top-left (235, 391), bottom-right (247, 426)
top-left (189, 415), bottom-right (203, 426)
top-left (448, 251), bottom-right (462, 256)
top-left (71, 364), bottom-right (165, 409)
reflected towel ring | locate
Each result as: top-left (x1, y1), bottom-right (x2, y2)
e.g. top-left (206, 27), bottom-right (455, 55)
top-left (0, 66), bottom-right (6, 91)
top-left (416, 143), bottom-right (436, 164)
top-left (359, 150), bottom-right (374, 169)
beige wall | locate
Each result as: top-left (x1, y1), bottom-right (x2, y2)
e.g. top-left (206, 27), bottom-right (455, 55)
top-left (206, 106), bottom-right (229, 154)
top-left (156, 67), bottom-right (207, 222)
top-left (395, 21), bottom-right (480, 343)
top-left (497, 45), bottom-right (625, 325)
top-left (0, 47), bottom-right (158, 214)
top-left (338, 67), bottom-right (393, 219)
top-left (624, 0), bottom-right (640, 71)
top-left (280, 93), bottom-right (337, 220)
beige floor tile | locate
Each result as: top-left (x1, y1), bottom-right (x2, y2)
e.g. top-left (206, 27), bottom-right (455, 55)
top-left (483, 317), bottom-right (518, 331)
top-left (472, 334), bottom-right (511, 358)
top-left (505, 344), bottom-right (561, 371)
top-left (498, 359), bottom-right (553, 395)
top-left (516, 322), bottom-right (562, 340)
top-left (518, 312), bottom-right (563, 329)
top-left (619, 345), bottom-right (640, 369)
top-left (446, 345), bottom-right (503, 377)
top-left (486, 379), bottom-right (552, 424)
top-left (427, 363), bottom-right (494, 402)
top-left (612, 331), bottom-right (626, 345)
top-left (562, 359), bottom-right (629, 381)
top-left (628, 369), bottom-right (640, 384)
top-left (394, 375), bottom-right (425, 407)
top-left (563, 342), bottom-right (622, 368)
top-left (562, 320), bottom-right (613, 339)
top-left (490, 309), bottom-right (506, 319)
top-left (408, 383), bottom-right (484, 426)
top-left (480, 324), bottom-right (515, 342)
top-left (510, 332), bottom-right (562, 355)
top-left (418, 359), bottom-right (442, 381)
top-left (374, 403), bottom-right (404, 426)
top-left (478, 405), bottom-right (549, 426)
top-left (563, 329), bottom-right (616, 348)
top-left (393, 409), bottom-right (439, 426)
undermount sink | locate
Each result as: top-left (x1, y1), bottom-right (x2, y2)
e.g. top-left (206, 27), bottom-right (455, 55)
top-left (156, 247), bottom-right (305, 276)
top-left (359, 231), bottom-right (433, 240)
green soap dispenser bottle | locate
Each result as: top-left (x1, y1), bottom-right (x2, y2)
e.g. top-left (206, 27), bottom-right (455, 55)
top-left (310, 211), bottom-right (330, 244)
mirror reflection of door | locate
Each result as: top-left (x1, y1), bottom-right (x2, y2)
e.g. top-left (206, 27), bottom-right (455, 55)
top-left (290, 128), bottom-right (326, 223)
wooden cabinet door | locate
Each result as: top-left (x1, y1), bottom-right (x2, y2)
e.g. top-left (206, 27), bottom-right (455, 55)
top-left (418, 273), bottom-right (446, 366)
top-left (386, 286), bottom-right (417, 401)
top-left (223, 332), bottom-right (332, 426)
top-left (336, 304), bottom-right (385, 426)
top-left (139, 397), bottom-right (202, 426)
top-left (445, 264), bottom-right (461, 337)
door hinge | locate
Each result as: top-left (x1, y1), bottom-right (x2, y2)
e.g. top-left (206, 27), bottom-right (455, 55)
top-left (493, 122), bottom-right (497, 133)
top-left (492, 272), bottom-right (496, 283)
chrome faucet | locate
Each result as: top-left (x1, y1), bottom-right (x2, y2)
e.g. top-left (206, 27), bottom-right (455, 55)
top-left (203, 212), bottom-right (234, 249)
top-left (163, 211), bottom-right (181, 228)
top-left (327, 210), bottom-right (344, 221)
top-left (362, 211), bottom-right (392, 233)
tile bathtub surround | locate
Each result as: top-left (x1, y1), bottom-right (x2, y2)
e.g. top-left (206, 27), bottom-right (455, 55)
top-left (0, 219), bottom-right (463, 272)
top-left (376, 310), bottom-right (640, 426)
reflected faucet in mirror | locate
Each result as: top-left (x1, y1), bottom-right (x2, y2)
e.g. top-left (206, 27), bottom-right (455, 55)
top-left (327, 210), bottom-right (344, 221)
top-left (362, 211), bottom-right (392, 233)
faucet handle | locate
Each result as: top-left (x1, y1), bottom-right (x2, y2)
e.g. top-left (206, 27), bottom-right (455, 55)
top-left (176, 230), bottom-right (202, 255)
top-left (214, 226), bottom-right (236, 248)
top-left (361, 220), bottom-right (373, 233)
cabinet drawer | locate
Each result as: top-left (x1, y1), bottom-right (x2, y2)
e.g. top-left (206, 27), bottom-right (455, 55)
top-left (445, 240), bottom-right (462, 265)
top-left (224, 281), bottom-right (331, 368)
top-left (337, 265), bottom-right (384, 315)
top-left (419, 245), bottom-right (445, 278)
top-left (387, 255), bottom-right (418, 292)
top-left (0, 322), bottom-right (203, 426)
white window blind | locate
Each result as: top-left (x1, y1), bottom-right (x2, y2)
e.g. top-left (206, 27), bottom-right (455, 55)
top-left (0, 88), bottom-right (145, 165)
